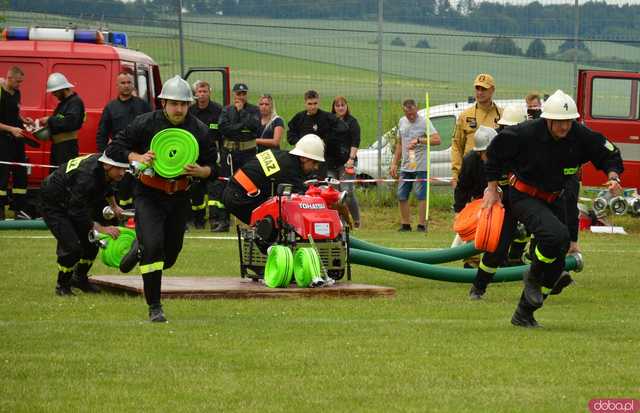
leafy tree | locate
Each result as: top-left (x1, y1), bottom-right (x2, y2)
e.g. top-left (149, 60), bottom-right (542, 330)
top-left (526, 38), bottom-right (547, 58)
top-left (415, 39), bottom-right (431, 49)
top-left (390, 37), bottom-right (406, 47)
top-left (486, 37), bottom-right (522, 56)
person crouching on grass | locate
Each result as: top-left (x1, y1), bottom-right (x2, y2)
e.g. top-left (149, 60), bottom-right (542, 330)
top-left (40, 153), bottom-right (129, 296)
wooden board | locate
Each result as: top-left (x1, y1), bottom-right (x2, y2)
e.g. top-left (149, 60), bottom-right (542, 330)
top-left (90, 276), bottom-right (395, 299)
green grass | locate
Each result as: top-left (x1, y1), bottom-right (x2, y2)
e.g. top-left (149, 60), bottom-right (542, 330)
top-left (1, 207), bottom-right (639, 412)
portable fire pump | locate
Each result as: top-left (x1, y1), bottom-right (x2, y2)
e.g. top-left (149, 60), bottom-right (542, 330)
top-left (237, 180), bottom-right (351, 281)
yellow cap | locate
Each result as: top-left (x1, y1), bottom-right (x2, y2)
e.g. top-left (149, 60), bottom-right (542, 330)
top-left (474, 73), bottom-right (495, 89)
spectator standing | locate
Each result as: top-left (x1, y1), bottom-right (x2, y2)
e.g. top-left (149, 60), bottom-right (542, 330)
top-left (329, 96), bottom-right (361, 228)
top-left (0, 66), bottom-right (33, 220)
top-left (450, 73), bottom-right (502, 188)
top-left (256, 94), bottom-right (284, 152)
top-left (96, 71), bottom-right (152, 208)
top-left (389, 99), bottom-right (441, 232)
top-left (216, 83), bottom-right (260, 232)
top-left (188, 80), bottom-right (223, 229)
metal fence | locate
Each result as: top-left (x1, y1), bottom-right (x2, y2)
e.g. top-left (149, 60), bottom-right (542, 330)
top-left (5, 2), bottom-right (640, 180)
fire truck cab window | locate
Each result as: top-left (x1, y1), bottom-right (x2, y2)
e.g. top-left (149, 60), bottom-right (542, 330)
top-left (137, 71), bottom-right (149, 103)
top-left (591, 77), bottom-right (638, 120)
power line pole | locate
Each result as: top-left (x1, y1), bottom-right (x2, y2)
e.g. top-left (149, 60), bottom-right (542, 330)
top-left (177, 0), bottom-right (185, 77)
top-left (376, 0), bottom-right (384, 199)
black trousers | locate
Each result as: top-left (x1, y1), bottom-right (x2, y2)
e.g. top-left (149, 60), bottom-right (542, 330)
top-left (40, 193), bottom-right (98, 274)
top-left (116, 173), bottom-right (136, 207)
top-left (0, 136), bottom-right (27, 209)
top-left (134, 187), bottom-right (190, 306)
top-left (510, 189), bottom-right (569, 289)
top-left (50, 140), bottom-right (79, 166)
top-left (216, 148), bottom-right (257, 222)
top-left (222, 183), bottom-right (268, 224)
top-left (188, 179), bottom-right (207, 223)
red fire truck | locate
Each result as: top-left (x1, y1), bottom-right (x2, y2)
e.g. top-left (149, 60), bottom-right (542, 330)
top-left (0, 27), bottom-right (230, 190)
top-left (577, 69), bottom-right (640, 189)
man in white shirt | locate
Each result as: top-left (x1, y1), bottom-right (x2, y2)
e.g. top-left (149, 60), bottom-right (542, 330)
top-left (390, 99), bottom-right (441, 231)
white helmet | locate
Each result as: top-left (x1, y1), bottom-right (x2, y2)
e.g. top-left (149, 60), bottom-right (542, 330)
top-left (158, 75), bottom-right (193, 102)
top-left (99, 153), bottom-right (130, 169)
top-left (46, 72), bottom-right (74, 93)
top-left (541, 90), bottom-right (579, 120)
top-left (473, 126), bottom-right (497, 152)
top-left (290, 134), bottom-right (325, 162)
top-left (498, 104), bottom-right (527, 126)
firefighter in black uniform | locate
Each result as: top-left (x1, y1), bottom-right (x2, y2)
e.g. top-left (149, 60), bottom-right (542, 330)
top-left (96, 71), bottom-right (152, 208)
top-left (188, 80), bottom-right (223, 229)
top-left (0, 66), bottom-right (34, 220)
top-left (38, 73), bottom-right (85, 166)
top-left (106, 75), bottom-right (217, 323)
top-left (216, 83), bottom-right (260, 232)
top-left (223, 134), bottom-right (325, 224)
top-left (483, 90), bottom-right (623, 328)
top-left (40, 153), bottom-right (129, 295)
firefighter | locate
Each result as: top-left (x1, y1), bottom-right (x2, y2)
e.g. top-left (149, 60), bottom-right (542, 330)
top-left (96, 71), bottom-right (152, 209)
top-left (222, 134), bottom-right (325, 224)
top-left (483, 90), bottom-right (623, 328)
top-left (40, 153), bottom-right (128, 296)
top-left (0, 66), bottom-right (34, 220)
top-left (451, 73), bottom-right (502, 189)
top-left (105, 75), bottom-right (217, 323)
top-left (216, 83), bottom-right (261, 232)
top-left (38, 73), bottom-right (86, 166)
top-left (188, 80), bottom-right (223, 230)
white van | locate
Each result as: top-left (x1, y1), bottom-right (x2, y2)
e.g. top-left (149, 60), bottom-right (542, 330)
top-left (356, 99), bottom-right (523, 186)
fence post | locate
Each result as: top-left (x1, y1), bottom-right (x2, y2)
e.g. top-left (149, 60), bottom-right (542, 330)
top-left (177, 0), bottom-right (185, 77)
top-left (572, 0), bottom-right (579, 95)
top-left (376, 0), bottom-right (384, 201)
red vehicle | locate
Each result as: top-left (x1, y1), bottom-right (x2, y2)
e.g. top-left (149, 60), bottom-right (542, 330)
top-left (577, 69), bottom-right (640, 189)
top-left (0, 27), bottom-right (230, 190)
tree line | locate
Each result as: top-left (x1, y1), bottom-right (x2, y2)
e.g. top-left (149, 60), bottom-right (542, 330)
top-left (8, 0), bottom-right (640, 42)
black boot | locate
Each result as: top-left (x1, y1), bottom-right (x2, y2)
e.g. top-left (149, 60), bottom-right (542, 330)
top-left (212, 210), bottom-right (230, 233)
top-left (71, 273), bottom-right (101, 293)
top-left (119, 239), bottom-right (140, 273)
top-left (71, 261), bottom-right (100, 293)
top-left (55, 271), bottom-right (75, 296)
top-left (544, 271), bottom-right (575, 299)
top-left (469, 269), bottom-right (494, 300)
top-left (522, 267), bottom-right (544, 308)
top-left (148, 304), bottom-right (167, 323)
top-left (208, 206), bottom-right (221, 231)
top-left (511, 293), bottom-right (541, 328)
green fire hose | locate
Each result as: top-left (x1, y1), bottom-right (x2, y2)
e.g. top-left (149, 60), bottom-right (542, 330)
top-left (350, 236), bottom-right (480, 264)
top-left (349, 248), bottom-right (582, 283)
top-left (93, 227), bottom-right (137, 268)
top-left (0, 219), bottom-right (48, 230)
top-left (150, 128), bottom-right (199, 178)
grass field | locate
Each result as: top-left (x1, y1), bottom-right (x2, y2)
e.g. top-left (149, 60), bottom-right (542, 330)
top-left (1, 206), bottom-right (639, 412)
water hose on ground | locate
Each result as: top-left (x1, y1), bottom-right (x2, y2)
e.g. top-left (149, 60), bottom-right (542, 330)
top-left (349, 248), bottom-right (582, 283)
top-left (0, 219), bottom-right (48, 230)
top-left (349, 236), bottom-right (481, 264)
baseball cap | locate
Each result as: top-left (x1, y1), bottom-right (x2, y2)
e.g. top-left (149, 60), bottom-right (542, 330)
top-left (474, 73), bottom-right (495, 89)
top-left (232, 83), bottom-right (249, 92)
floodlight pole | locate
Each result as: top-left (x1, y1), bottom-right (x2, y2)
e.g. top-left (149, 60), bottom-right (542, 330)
top-left (178, 0), bottom-right (185, 77)
top-left (572, 0), bottom-right (579, 95)
top-left (376, 0), bottom-right (384, 200)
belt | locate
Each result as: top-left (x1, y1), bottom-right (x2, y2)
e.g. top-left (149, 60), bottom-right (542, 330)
top-left (51, 131), bottom-right (78, 144)
top-left (509, 175), bottom-right (562, 203)
top-left (223, 139), bottom-right (256, 151)
top-left (232, 169), bottom-right (260, 197)
top-left (139, 174), bottom-right (190, 194)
